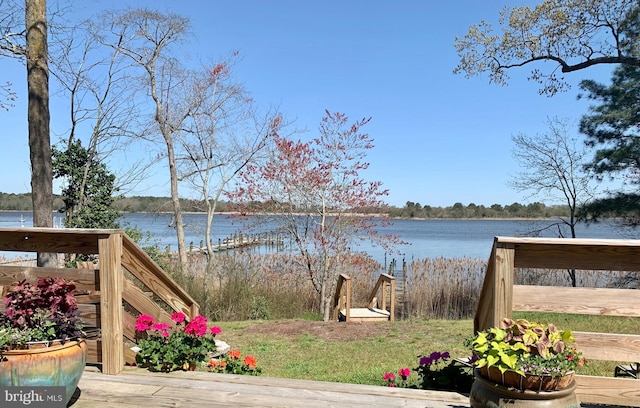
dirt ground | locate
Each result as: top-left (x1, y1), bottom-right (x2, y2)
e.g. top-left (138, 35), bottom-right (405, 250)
top-left (248, 320), bottom-right (392, 342)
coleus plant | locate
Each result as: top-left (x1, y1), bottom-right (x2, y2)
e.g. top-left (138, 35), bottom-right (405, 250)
top-left (1, 277), bottom-right (85, 348)
top-left (470, 318), bottom-right (584, 377)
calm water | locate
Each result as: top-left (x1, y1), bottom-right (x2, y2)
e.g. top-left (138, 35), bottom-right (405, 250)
top-left (0, 212), bottom-right (628, 262)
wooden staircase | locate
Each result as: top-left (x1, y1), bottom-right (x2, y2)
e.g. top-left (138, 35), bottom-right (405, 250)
top-left (333, 273), bottom-right (395, 322)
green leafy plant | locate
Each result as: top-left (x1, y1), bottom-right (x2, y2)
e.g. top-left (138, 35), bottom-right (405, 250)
top-left (470, 318), bottom-right (584, 378)
top-left (134, 312), bottom-right (222, 372)
top-left (0, 277), bottom-right (85, 351)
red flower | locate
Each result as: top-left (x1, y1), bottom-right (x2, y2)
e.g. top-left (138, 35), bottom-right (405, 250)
top-left (243, 355), bottom-right (258, 369)
top-left (228, 349), bottom-right (241, 360)
top-left (210, 326), bottom-right (222, 336)
top-left (398, 367), bottom-right (410, 380)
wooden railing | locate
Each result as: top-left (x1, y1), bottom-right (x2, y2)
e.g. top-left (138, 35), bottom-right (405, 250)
top-left (332, 273), bottom-right (395, 322)
top-left (476, 236), bottom-right (640, 407)
top-left (367, 273), bottom-right (395, 322)
top-left (0, 228), bottom-right (199, 375)
top-left (332, 274), bottom-right (352, 321)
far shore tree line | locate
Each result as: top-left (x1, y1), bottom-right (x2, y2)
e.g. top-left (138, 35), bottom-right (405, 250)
top-left (0, 192), bottom-right (576, 220)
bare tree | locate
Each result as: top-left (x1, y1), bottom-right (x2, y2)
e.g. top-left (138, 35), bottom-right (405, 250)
top-left (179, 57), bottom-right (282, 280)
top-left (0, 81), bottom-right (16, 110)
top-left (95, 8), bottom-right (193, 268)
top-left (52, 22), bottom-right (147, 225)
top-left (509, 117), bottom-right (597, 286)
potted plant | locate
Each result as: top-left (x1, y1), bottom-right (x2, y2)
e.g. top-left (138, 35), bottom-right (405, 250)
top-left (469, 318), bottom-right (584, 407)
top-left (0, 277), bottom-right (88, 404)
top-left (133, 312), bottom-right (229, 372)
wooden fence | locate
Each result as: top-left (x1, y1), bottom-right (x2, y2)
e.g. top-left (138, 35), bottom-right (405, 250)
top-left (0, 227), bottom-right (199, 375)
top-left (476, 236), bottom-right (640, 406)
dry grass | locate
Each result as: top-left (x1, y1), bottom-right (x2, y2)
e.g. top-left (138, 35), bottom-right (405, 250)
top-left (164, 250), bottom-right (637, 322)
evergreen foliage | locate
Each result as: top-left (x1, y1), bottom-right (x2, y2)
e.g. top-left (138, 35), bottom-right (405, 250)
top-left (52, 140), bottom-right (120, 229)
top-left (578, 65), bottom-right (640, 224)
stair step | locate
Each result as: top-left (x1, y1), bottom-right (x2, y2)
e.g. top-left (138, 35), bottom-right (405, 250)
top-left (339, 307), bottom-right (390, 322)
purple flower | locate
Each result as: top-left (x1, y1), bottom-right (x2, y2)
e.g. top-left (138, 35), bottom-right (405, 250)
top-left (419, 356), bottom-right (432, 366)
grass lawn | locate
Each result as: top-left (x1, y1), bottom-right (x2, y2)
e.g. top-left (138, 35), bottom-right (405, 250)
top-left (214, 313), bottom-right (638, 387)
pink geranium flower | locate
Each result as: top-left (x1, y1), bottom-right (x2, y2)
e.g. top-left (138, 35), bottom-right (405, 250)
top-left (184, 314), bottom-right (208, 337)
top-left (171, 311), bottom-right (186, 323)
top-left (398, 367), bottom-right (410, 381)
top-left (135, 314), bottom-right (154, 331)
top-left (151, 322), bottom-right (171, 337)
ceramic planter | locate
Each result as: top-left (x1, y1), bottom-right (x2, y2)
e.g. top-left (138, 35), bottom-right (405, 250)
top-left (0, 339), bottom-right (87, 404)
top-left (471, 369), bottom-right (580, 408)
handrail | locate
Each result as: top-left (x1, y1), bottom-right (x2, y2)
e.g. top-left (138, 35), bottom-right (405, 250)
top-left (332, 274), bottom-right (351, 321)
top-left (367, 273), bottom-right (395, 322)
top-left (0, 227), bottom-right (199, 375)
top-left (475, 236), bottom-right (640, 406)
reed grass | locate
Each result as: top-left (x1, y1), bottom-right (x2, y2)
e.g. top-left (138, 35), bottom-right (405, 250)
top-left (167, 250), bottom-right (638, 321)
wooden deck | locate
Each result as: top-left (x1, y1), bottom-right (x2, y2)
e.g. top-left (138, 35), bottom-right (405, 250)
top-left (67, 368), bottom-right (631, 408)
top-left (68, 368), bottom-right (470, 407)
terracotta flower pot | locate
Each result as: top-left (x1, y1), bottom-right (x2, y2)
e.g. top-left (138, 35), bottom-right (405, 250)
top-left (0, 339), bottom-right (87, 404)
top-left (480, 366), bottom-right (575, 391)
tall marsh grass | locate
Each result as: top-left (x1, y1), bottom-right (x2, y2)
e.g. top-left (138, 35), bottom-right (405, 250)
top-left (402, 257), bottom-right (486, 319)
top-left (163, 249), bottom-right (637, 322)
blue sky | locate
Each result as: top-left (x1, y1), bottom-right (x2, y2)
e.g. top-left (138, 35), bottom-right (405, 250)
top-left (0, 1), bottom-right (618, 207)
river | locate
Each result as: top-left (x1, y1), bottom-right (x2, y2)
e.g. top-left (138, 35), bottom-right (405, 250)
top-left (0, 211), bottom-right (630, 263)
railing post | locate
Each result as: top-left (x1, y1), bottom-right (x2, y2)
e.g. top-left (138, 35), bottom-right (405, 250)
top-left (98, 233), bottom-right (124, 375)
top-left (345, 277), bottom-right (351, 321)
top-left (389, 277), bottom-right (395, 322)
top-left (381, 281), bottom-right (387, 311)
top-left (492, 244), bottom-right (515, 328)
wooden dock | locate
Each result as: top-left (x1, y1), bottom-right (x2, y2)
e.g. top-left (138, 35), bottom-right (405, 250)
top-left (69, 368), bottom-right (470, 407)
top-left (186, 231), bottom-right (284, 254)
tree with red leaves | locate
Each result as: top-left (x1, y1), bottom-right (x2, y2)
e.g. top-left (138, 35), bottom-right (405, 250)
top-left (229, 110), bottom-right (400, 321)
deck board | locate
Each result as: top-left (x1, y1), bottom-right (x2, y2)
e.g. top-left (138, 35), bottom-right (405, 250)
top-left (69, 368), bottom-right (469, 408)
top-left (68, 368), bottom-right (628, 408)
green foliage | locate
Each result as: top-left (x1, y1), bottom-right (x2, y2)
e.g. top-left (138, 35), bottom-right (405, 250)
top-left (470, 318), bottom-right (584, 377)
top-left (52, 139), bottom-right (121, 229)
top-left (454, 0), bottom-right (640, 96)
top-left (387, 201), bottom-right (570, 219)
top-left (578, 64), bottom-right (640, 224)
top-left (248, 296), bottom-right (271, 320)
